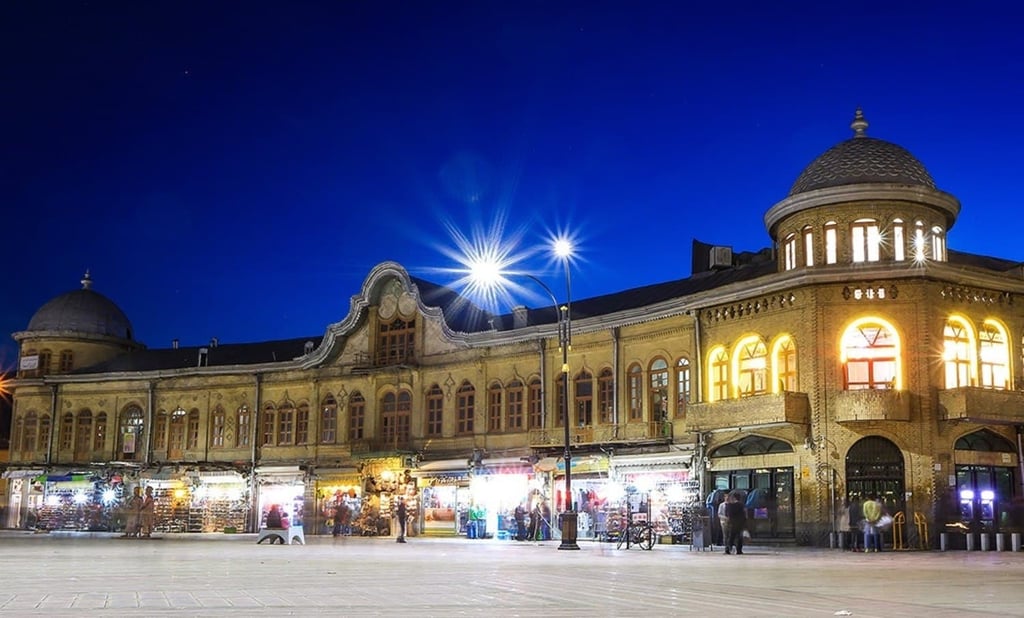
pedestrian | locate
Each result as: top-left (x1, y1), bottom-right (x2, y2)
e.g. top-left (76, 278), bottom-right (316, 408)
top-left (333, 497), bottom-right (350, 538)
top-left (847, 498), bottom-right (863, 551)
top-left (724, 490), bottom-right (747, 555)
top-left (395, 496), bottom-right (408, 543)
top-left (528, 501), bottom-right (540, 541)
top-left (717, 494), bottom-right (730, 550)
top-left (514, 503), bottom-right (527, 541)
top-left (121, 487), bottom-right (143, 538)
top-left (540, 501), bottom-right (552, 540)
top-left (139, 486), bottom-right (156, 538)
top-left (862, 494), bottom-right (883, 552)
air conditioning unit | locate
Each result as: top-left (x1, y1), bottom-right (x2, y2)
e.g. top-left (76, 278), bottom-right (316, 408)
top-left (710, 246), bottom-right (733, 269)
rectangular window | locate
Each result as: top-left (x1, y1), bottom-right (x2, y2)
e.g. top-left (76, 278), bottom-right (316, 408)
top-left (893, 224), bottom-right (905, 261)
top-left (186, 412), bottom-right (200, 449)
top-left (825, 225), bottom-right (838, 264)
top-left (784, 235), bottom-right (797, 271)
top-left (212, 411), bottom-right (225, 448)
top-left (528, 381), bottom-right (543, 429)
top-left (236, 407), bottom-right (250, 448)
top-left (488, 388), bottom-right (502, 431)
top-left (426, 394), bottom-right (443, 436)
top-left (457, 390), bottom-right (474, 434)
top-left (803, 229), bottom-right (814, 267)
top-left (506, 386), bottom-right (523, 431)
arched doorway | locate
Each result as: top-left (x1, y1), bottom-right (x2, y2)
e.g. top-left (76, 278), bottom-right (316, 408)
top-left (846, 436), bottom-right (905, 517)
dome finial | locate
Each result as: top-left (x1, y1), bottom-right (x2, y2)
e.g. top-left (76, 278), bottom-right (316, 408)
top-left (81, 269), bottom-right (93, 290)
top-left (851, 107), bottom-right (869, 137)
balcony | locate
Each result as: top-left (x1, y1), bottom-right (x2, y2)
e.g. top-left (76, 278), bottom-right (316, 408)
top-left (350, 437), bottom-right (413, 454)
top-left (687, 391), bottom-right (810, 432)
top-left (938, 387), bottom-right (1024, 425)
top-left (528, 421), bottom-right (672, 448)
top-left (833, 388), bottom-right (910, 422)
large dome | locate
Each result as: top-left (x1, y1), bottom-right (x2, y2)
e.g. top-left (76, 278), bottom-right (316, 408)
top-left (26, 272), bottom-right (134, 341)
top-left (788, 109), bottom-right (936, 196)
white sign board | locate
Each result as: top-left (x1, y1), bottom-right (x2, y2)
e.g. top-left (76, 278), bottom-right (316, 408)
top-left (19, 355), bottom-right (39, 370)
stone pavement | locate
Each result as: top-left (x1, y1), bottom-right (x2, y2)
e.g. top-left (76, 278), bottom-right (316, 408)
top-left (1, 530), bottom-right (1023, 617)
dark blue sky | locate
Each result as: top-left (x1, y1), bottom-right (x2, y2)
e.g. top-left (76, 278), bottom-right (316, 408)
top-left (3, 2), bottom-right (1023, 365)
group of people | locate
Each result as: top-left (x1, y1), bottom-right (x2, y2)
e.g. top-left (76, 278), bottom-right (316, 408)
top-left (121, 486), bottom-right (156, 538)
top-left (843, 495), bottom-right (890, 552)
top-left (716, 490), bottom-right (748, 555)
top-left (512, 501), bottom-right (551, 541)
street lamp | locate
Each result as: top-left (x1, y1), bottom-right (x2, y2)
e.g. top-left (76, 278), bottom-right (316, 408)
top-left (465, 237), bottom-right (579, 550)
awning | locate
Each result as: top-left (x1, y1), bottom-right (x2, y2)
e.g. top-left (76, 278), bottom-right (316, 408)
top-left (612, 452), bottom-right (692, 472)
top-left (2, 469), bottom-right (45, 479)
top-left (255, 465), bottom-right (304, 485)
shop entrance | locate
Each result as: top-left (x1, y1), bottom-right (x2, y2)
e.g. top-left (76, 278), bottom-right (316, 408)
top-left (845, 436), bottom-right (904, 517)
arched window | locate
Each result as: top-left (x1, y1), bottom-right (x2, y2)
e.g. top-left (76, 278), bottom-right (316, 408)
top-left (236, 405), bottom-right (251, 448)
top-left (488, 382), bottom-right (503, 432)
top-left (943, 317), bottom-right (976, 389)
top-left (627, 364), bottom-right (643, 421)
top-left (598, 368), bottom-right (614, 424)
top-left (348, 392), bottom-right (365, 441)
top-left (824, 221), bottom-right (838, 264)
top-left (381, 390), bottom-right (411, 447)
top-left (320, 396), bottom-right (337, 444)
top-left (296, 402), bottom-right (310, 444)
top-left (22, 413), bottom-right (37, 453)
top-left (186, 409), bottom-right (200, 450)
top-left (527, 378), bottom-right (543, 429)
top-left (94, 412), bottom-right (107, 452)
top-left (851, 218), bottom-right (880, 263)
top-left (377, 317), bottom-right (416, 366)
top-left (707, 346), bottom-right (729, 402)
top-left (39, 415), bottom-right (51, 454)
top-left (841, 318), bottom-right (901, 390)
top-left (211, 405), bottom-right (226, 448)
top-left (75, 409), bottom-right (92, 457)
top-left (262, 404), bottom-right (276, 446)
top-left (120, 405), bottom-right (145, 459)
top-left (735, 338), bottom-right (768, 398)
top-left (802, 225), bottom-right (814, 267)
top-left (783, 233), bottom-right (797, 271)
top-left (154, 411), bottom-right (168, 450)
top-left (955, 429), bottom-right (1016, 452)
top-left (772, 336), bottom-right (798, 393)
top-left (931, 225), bottom-right (946, 261)
top-left (979, 320), bottom-right (1010, 390)
top-left (675, 358), bottom-right (691, 418)
top-left (168, 407), bottom-right (187, 456)
top-left (892, 219), bottom-right (905, 261)
top-left (506, 380), bottom-right (524, 431)
top-left (426, 385), bottom-right (444, 437)
top-left (913, 221), bottom-right (926, 261)
top-left (575, 370), bottom-right (593, 427)
top-left (60, 412), bottom-right (73, 450)
top-left (649, 359), bottom-right (669, 421)
top-left (277, 401), bottom-right (295, 445)
top-left (457, 381), bottom-right (475, 435)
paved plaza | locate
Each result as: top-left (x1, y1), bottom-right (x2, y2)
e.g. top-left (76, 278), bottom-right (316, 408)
top-left (1, 531), bottom-right (1023, 617)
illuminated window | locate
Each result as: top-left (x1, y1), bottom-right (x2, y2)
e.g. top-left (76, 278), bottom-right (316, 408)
top-left (506, 379), bottom-right (524, 431)
top-left (802, 226), bottom-right (814, 267)
top-left (426, 385), bottom-right (444, 436)
top-left (932, 226), bottom-right (946, 261)
top-left (598, 368), bottom-right (614, 423)
top-left (772, 336), bottom-right (798, 392)
top-left (94, 412), bottom-right (107, 452)
top-left (320, 396), bottom-right (337, 444)
top-left (211, 405), bottom-right (226, 448)
top-left (649, 359), bottom-right (669, 420)
top-left (943, 317), bottom-right (975, 389)
top-left (675, 358), bottom-right (691, 417)
top-left (783, 233), bottom-right (797, 271)
top-left (262, 404), bottom-right (276, 446)
top-left (851, 219), bottom-right (880, 263)
top-left (376, 317), bottom-right (415, 366)
top-left (236, 405), bottom-right (251, 447)
top-left (892, 219), bottom-right (905, 261)
top-left (348, 392), bottom-right (365, 441)
top-left (488, 382), bottom-right (503, 431)
top-left (708, 347), bottom-right (729, 402)
top-left (59, 349), bottom-right (74, 373)
top-left (735, 338), bottom-right (768, 397)
top-left (979, 321), bottom-right (1010, 390)
top-left (627, 364), bottom-right (643, 421)
top-left (277, 402), bottom-right (295, 445)
top-left (296, 402), bottom-right (310, 445)
top-left (914, 221), bottom-right (926, 261)
top-left (186, 409), bottom-right (200, 449)
top-left (575, 370), bottom-right (593, 426)
top-left (381, 390), bottom-right (411, 446)
top-left (75, 409), bottom-right (92, 456)
top-left (824, 221), bottom-right (838, 264)
top-left (841, 320), bottom-right (900, 390)
top-left (457, 381), bottom-right (475, 435)
top-left (527, 378), bottom-right (543, 429)
top-left (120, 405), bottom-right (144, 459)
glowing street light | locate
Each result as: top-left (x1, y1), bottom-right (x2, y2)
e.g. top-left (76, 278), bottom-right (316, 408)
top-left (464, 235), bottom-right (580, 550)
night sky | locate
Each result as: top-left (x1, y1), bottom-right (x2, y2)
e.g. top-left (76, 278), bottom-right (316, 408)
top-left (3, 2), bottom-right (1023, 366)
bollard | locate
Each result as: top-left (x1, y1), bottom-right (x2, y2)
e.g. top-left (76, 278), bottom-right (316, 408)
top-left (981, 533), bottom-right (991, 551)
top-left (997, 533), bottom-right (1006, 552)
top-left (1013, 533), bottom-right (1022, 552)
top-left (966, 533), bottom-right (976, 551)
top-left (940, 532), bottom-right (948, 551)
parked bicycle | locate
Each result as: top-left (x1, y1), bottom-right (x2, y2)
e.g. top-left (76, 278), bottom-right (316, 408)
top-left (616, 519), bottom-right (655, 550)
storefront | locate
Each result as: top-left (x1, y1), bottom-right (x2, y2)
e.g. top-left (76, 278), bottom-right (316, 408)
top-left (2, 469), bottom-right (44, 529)
top-left (255, 465), bottom-right (307, 530)
top-left (414, 460), bottom-right (469, 536)
top-left (188, 470), bottom-right (249, 533)
top-left (542, 454), bottom-right (612, 541)
top-left (30, 470), bottom-right (126, 531)
top-left (314, 467), bottom-right (363, 536)
top-left (612, 452), bottom-right (695, 541)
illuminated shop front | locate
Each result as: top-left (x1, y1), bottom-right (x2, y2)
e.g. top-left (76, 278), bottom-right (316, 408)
top-left (546, 455), bottom-right (611, 540)
top-left (415, 458), bottom-right (535, 538)
top-left (32, 472), bottom-right (124, 531)
top-left (314, 468), bottom-right (363, 535)
top-left (188, 470), bottom-right (249, 533)
top-left (255, 465), bottom-right (306, 530)
top-left (612, 453), bottom-right (695, 541)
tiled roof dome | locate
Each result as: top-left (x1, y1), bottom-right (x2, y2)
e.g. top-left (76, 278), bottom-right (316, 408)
top-left (789, 109), bottom-right (936, 196)
top-left (26, 271), bottom-right (134, 340)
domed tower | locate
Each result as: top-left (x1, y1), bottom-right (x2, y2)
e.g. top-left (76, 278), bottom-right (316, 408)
top-left (764, 109), bottom-right (960, 271)
top-left (12, 271), bottom-right (143, 377)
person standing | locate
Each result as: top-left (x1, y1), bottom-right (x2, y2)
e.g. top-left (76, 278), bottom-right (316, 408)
top-left (862, 495), bottom-right (883, 552)
top-left (724, 491), bottom-right (747, 555)
top-left (514, 503), bottom-right (527, 541)
top-left (121, 487), bottom-right (143, 538)
top-left (395, 496), bottom-right (408, 543)
top-left (139, 486), bottom-right (156, 538)
top-left (333, 497), bottom-right (350, 538)
top-left (717, 495), bottom-right (730, 550)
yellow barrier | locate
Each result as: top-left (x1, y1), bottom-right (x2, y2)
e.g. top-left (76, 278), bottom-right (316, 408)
top-left (892, 511), bottom-right (906, 550)
top-left (913, 512), bottom-right (929, 549)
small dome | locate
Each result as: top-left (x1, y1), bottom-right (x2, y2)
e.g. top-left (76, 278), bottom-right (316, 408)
top-left (789, 109), bottom-right (936, 196)
top-left (26, 271), bottom-right (134, 340)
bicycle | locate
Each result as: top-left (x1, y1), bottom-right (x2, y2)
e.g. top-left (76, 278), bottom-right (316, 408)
top-left (616, 520), bottom-right (655, 550)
